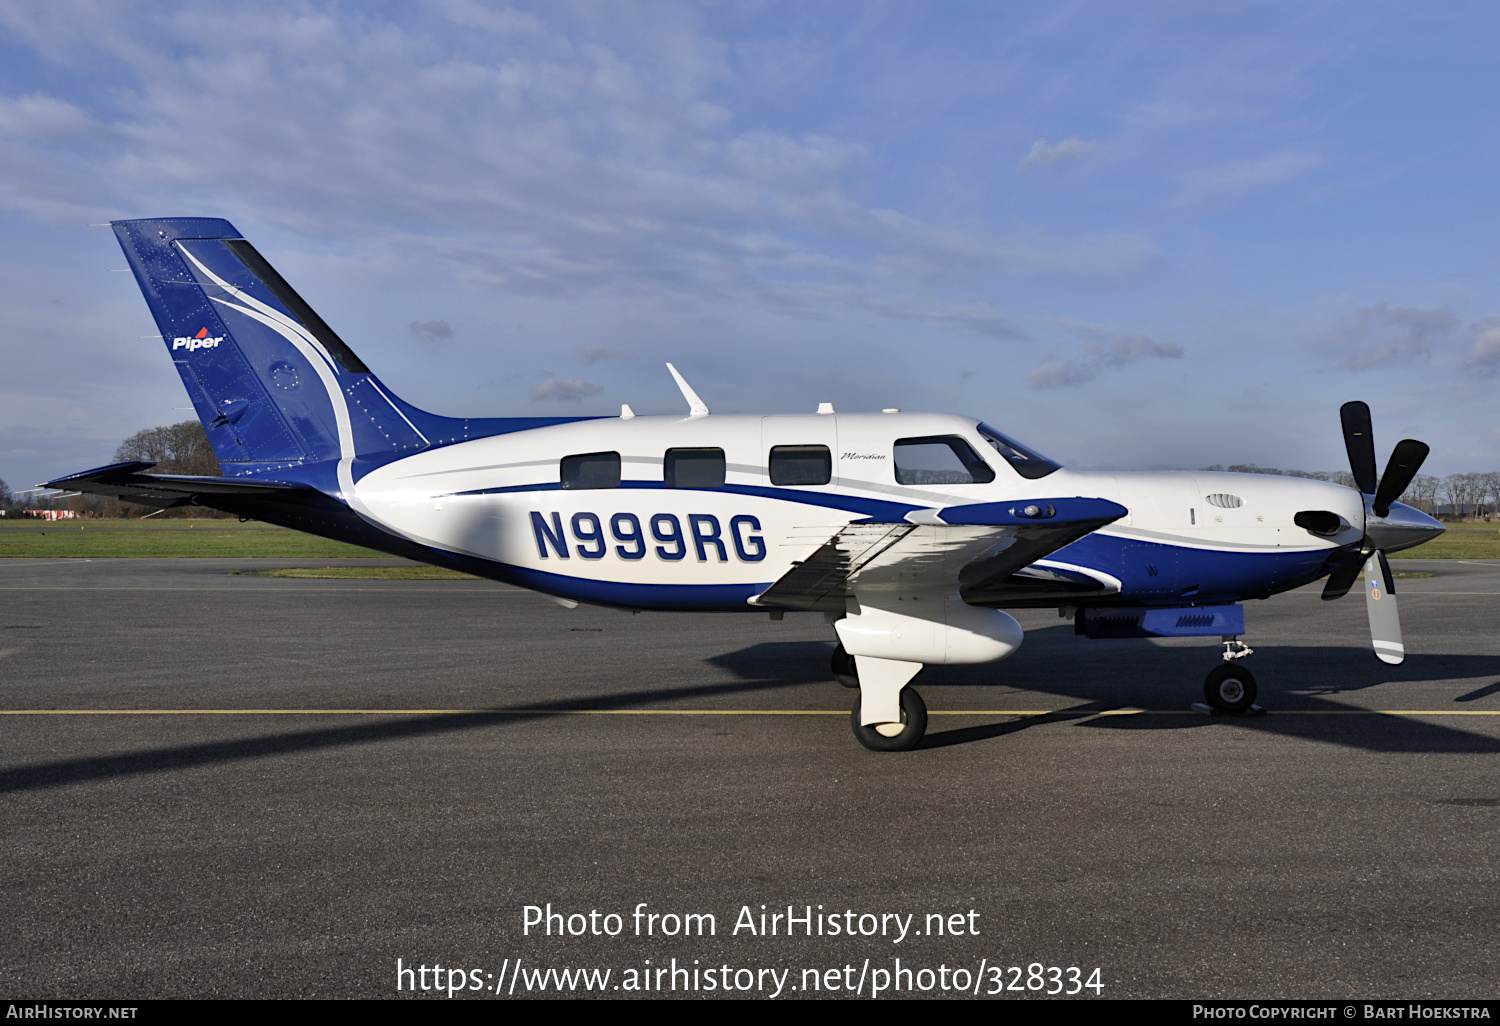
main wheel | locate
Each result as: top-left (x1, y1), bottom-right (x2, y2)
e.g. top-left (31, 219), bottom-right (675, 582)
top-left (851, 688), bottom-right (928, 752)
top-left (1204, 663), bottom-right (1257, 714)
top-left (831, 644), bottom-right (860, 689)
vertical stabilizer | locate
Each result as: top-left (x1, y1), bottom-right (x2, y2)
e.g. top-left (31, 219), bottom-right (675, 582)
top-left (113, 217), bottom-right (432, 468)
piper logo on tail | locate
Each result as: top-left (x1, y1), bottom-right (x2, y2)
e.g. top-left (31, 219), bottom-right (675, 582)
top-left (172, 327), bottom-right (223, 351)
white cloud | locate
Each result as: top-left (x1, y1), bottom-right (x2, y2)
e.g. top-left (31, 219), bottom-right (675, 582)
top-left (1321, 303), bottom-right (1458, 371)
top-left (1022, 137), bottom-right (1096, 167)
top-left (1179, 152), bottom-right (1318, 204)
top-left (529, 378), bottom-right (604, 402)
top-left (1025, 360), bottom-right (1098, 390)
top-left (0, 3), bottom-right (1152, 336)
top-left (1464, 327), bottom-right (1500, 376)
top-left (409, 319), bottom-right (453, 341)
top-left (1027, 335), bottom-right (1183, 389)
top-left (575, 346), bottom-right (628, 365)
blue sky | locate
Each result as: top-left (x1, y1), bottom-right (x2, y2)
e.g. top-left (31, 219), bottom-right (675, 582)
top-left (2, 1), bottom-right (1498, 490)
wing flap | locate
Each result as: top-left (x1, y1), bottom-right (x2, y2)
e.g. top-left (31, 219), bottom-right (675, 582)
top-left (754, 497), bottom-right (1126, 611)
top-left (753, 523), bottom-right (916, 612)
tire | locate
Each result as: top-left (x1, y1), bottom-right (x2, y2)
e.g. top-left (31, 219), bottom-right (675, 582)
top-left (850, 687), bottom-right (928, 752)
top-left (1204, 663), bottom-right (1257, 714)
top-left (831, 644), bottom-right (860, 689)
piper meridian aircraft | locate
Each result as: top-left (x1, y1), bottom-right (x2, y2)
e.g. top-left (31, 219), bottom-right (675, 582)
top-left (49, 217), bottom-right (1447, 751)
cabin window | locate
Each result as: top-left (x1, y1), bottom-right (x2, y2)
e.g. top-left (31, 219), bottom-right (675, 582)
top-left (893, 436), bottom-right (996, 485)
top-left (768, 445), bottom-right (832, 486)
top-left (560, 451), bottom-right (621, 489)
top-left (976, 422), bottom-right (1061, 480)
top-left (664, 447), bottom-right (726, 489)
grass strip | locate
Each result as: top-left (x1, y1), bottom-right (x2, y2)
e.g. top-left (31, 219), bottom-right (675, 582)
top-left (248, 566), bottom-right (479, 580)
top-left (0, 521), bottom-right (381, 558)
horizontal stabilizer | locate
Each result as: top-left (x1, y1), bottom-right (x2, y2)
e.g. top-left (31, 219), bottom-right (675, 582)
top-left (44, 461), bottom-right (315, 509)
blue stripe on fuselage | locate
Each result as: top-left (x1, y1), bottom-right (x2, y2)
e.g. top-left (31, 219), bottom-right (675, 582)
top-left (1051, 531), bottom-right (1344, 605)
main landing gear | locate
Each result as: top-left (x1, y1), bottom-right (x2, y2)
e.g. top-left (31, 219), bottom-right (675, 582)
top-left (831, 644), bottom-right (928, 752)
top-left (1202, 637), bottom-right (1259, 714)
top-left (850, 688), bottom-right (928, 752)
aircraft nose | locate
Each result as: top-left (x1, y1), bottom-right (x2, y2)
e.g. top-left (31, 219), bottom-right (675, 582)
top-left (1366, 500), bottom-right (1445, 554)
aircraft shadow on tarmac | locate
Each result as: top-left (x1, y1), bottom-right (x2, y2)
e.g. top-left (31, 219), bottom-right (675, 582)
top-left (712, 628), bottom-right (1500, 755)
top-left (3, 630), bottom-right (1498, 794)
top-left (0, 672), bottom-right (828, 797)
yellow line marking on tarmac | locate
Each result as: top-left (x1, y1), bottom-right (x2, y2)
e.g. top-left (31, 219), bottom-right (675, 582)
top-left (0, 708), bottom-right (846, 716)
top-left (0, 708), bottom-right (1497, 717)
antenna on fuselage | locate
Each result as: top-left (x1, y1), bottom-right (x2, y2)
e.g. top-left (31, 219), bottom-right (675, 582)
top-left (665, 363), bottom-right (709, 418)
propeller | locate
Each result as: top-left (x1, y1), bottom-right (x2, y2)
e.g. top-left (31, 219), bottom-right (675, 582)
top-left (1315, 401), bottom-right (1435, 665)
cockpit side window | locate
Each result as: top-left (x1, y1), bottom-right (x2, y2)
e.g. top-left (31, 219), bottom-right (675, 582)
top-left (893, 436), bottom-right (996, 485)
top-left (976, 423), bottom-right (1061, 480)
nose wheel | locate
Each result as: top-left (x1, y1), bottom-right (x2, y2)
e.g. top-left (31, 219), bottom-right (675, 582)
top-left (1203, 663), bottom-right (1258, 714)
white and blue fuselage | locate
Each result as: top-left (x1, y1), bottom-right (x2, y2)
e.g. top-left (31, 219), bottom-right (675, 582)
top-left (344, 410), bottom-right (1379, 611)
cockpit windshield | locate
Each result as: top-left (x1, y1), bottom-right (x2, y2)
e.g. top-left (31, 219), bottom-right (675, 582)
top-left (976, 422), bottom-right (1062, 480)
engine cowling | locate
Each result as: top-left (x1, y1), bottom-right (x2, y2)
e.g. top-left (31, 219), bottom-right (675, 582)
top-left (834, 595), bottom-right (1023, 665)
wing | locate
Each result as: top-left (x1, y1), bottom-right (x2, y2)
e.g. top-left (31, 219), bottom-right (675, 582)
top-left (43, 461), bottom-right (318, 509)
top-left (752, 496), bottom-right (1127, 612)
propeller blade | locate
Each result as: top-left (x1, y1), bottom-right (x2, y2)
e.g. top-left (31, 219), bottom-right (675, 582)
top-left (1371, 439), bottom-right (1431, 518)
top-left (1364, 550), bottom-right (1403, 664)
top-left (1321, 552), bottom-right (1364, 601)
top-left (1340, 401), bottom-right (1378, 494)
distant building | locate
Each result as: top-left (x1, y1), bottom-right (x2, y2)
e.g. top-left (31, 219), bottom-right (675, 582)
top-left (1434, 504), bottom-right (1491, 518)
top-left (25, 509), bottom-right (79, 520)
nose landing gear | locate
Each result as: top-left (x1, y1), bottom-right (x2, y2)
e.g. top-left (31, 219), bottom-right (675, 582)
top-left (1201, 636), bottom-right (1261, 714)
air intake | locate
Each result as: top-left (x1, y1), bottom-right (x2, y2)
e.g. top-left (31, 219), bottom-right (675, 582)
top-left (1205, 493), bottom-right (1243, 508)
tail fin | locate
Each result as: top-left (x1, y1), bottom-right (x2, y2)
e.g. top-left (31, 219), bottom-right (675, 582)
top-left (113, 218), bottom-right (461, 469)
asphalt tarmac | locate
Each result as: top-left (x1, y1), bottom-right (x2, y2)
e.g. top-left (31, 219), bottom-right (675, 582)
top-left (1, 557), bottom-right (1498, 1000)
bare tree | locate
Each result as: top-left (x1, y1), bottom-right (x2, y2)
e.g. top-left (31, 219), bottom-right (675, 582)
top-left (1201, 465), bottom-right (1354, 487)
top-left (1439, 474), bottom-right (1462, 513)
top-left (114, 421), bottom-right (220, 476)
top-left (1480, 471), bottom-right (1500, 518)
top-left (1439, 473), bottom-right (1490, 516)
top-left (1407, 474), bottom-right (1441, 514)
top-left (70, 420), bottom-right (231, 518)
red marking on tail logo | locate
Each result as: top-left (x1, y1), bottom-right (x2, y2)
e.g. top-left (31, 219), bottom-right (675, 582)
top-left (195, 327), bottom-right (209, 339)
